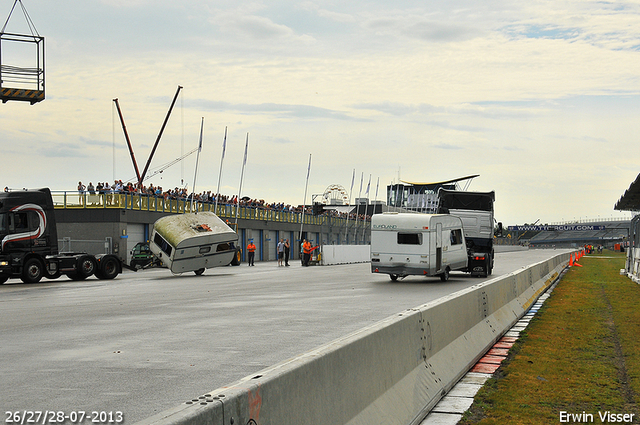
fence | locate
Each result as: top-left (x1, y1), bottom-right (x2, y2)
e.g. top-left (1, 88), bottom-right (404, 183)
top-left (51, 191), bottom-right (371, 229)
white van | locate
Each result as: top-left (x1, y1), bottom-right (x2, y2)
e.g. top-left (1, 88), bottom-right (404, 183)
top-left (150, 212), bottom-right (239, 275)
top-left (370, 212), bottom-right (468, 281)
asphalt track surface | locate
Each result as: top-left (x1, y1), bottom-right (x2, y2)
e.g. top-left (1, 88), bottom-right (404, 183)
top-left (0, 248), bottom-right (570, 423)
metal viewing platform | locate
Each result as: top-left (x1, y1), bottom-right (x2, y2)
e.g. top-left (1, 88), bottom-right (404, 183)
top-left (1, 1), bottom-right (45, 104)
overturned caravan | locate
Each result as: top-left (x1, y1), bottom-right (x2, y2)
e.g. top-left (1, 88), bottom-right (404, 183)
top-left (150, 212), bottom-right (239, 275)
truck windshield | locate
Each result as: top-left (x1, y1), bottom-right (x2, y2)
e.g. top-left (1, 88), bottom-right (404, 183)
top-left (0, 213), bottom-right (5, 233)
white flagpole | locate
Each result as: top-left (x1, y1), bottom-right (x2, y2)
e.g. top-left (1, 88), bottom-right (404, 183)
top-left (355, 172), bottom-right (363, 243)
top-left (365, 174), bottom-right (371, 199)
top-left (190, 117), bottom-right (204, 212)
top-left (235, 133), bottom-right (249, 226)
top-left (214, 126), bottom-right (227, 213)
top-left (345, 168), bottom-right (355, 244)
top-left (365, 174), bottom-right (371, 216)
top-left (375, 177), bottom-right (379, 202)
top-left (300, 154), bottom-right (312, 240)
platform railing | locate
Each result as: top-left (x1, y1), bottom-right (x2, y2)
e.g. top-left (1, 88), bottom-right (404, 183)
top-left (51, 191), bottom-right (371, 228)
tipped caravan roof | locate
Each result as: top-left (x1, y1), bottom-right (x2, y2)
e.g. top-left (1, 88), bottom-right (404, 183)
top-left (153, 212), bottom-right (237, 249)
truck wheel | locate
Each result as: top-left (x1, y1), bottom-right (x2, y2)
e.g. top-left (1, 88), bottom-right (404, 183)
top-left (439, 268), bottom-right (450, 282)
top-left (482, 260), bottom-right (490, 278)
top-left (96, 257), bottom-right (120, 280)
top-left (46, 269), bottom-right (61, 280)
top-left (0, 276), bottom-right (8, 285)
top-left (77, 256), bottom-right (96, 278)
top-left (389, 274), bottom-right (398, 281)
top-left (194, 268), bottom-right (205, 276)
top-left (22, 258), bottom-right (44, 283)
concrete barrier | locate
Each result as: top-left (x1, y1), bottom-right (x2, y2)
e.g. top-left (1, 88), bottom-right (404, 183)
top-left (319, 245), bottom-right (370, 265)
top-left (136, 252), bottom-right (570, 425)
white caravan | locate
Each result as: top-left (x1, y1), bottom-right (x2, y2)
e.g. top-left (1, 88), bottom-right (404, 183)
top-left (370, 212), bottom-right (468, 281)
top-left (150, 212), bottom-right (239, 275)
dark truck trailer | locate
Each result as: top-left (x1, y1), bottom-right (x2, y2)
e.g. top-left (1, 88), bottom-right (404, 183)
top-left (0, 188), bottom-right (121, 284)
top-left (437, 189), bottom-right (496, 277)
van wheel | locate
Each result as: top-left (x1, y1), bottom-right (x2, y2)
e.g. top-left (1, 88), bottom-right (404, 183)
top-left (390, 274), bottom-right (398, 281)
top-left (439, 268), bottom-right (450, 282)
top-left (22, 258), bottom-right (44, 283)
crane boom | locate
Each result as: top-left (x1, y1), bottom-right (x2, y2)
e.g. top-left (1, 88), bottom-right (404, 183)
top-left (139, 85), bottom-right (183, 186)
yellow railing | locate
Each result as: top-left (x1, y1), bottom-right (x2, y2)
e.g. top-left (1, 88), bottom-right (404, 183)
top-left (51, 191), bottom-right (369, 228)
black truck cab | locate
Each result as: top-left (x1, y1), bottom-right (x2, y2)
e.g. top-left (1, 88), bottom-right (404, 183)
top-left (0, 188), bottom-right (121, 284)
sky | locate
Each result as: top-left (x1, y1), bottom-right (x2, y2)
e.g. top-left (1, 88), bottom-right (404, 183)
top-left (1, 0), bottom-right (640, 226)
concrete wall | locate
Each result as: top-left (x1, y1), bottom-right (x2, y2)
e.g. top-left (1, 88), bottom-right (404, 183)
top-left (320, 245), bottom-right (370, 265)
top-left (136, 252), bottom-right (570, 425)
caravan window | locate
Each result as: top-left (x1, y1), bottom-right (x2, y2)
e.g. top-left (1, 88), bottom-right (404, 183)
top-left (216, 243), bottom-right (232, 252)
top-left (397, 233), bottom-right (422, 245)
top-left (154, 233), bottom-right (173, 256)
top-left (450, 229), bottom-right (463, 245)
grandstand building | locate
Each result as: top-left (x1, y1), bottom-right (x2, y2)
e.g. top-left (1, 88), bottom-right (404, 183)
top-left (509, 221), bottom-right (631, 249)
top-left (386, 175), bottom-right (479, 213)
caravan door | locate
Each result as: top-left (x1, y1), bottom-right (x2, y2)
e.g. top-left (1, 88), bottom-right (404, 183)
top-left (435, 222), bottom-right (443, 273)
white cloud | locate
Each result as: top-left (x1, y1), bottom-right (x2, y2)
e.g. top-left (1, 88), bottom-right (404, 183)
top-left (299, 2), bottom-right (357, 24)
top-left (2, 0), bottom-right (640, 224)
top-left (363, 16), bottom-right (483, 42)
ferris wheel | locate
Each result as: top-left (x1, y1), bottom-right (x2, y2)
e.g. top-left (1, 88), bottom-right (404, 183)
top-left (321, 184), bottom-right (349, 205)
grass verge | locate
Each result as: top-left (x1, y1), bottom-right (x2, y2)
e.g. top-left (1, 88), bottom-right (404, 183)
top-left (458, 251), bottom-right (640, 424)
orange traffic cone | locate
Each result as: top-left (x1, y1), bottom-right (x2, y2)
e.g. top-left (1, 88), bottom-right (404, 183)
top-left (574, 251), bottom-right (583, 267)
top-left (569, 253), bottom-right (574, 266)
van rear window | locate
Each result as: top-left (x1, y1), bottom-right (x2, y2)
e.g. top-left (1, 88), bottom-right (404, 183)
top-left (398, 233), bottom-right (422, 245)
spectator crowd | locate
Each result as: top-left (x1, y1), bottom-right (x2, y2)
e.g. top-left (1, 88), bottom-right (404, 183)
top-left (76, 179), bottom-right (371, 222)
